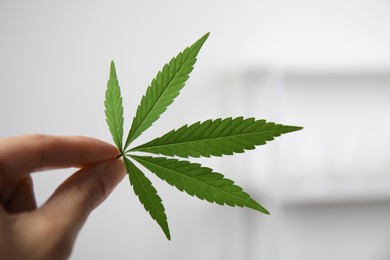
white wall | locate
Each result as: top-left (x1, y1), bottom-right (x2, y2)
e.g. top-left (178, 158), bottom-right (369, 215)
top-left (1, 1), bottom-right (390, 259)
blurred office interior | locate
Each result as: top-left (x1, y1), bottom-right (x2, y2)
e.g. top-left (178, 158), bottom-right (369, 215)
top-left (1, 1), bottom-right (390, 259)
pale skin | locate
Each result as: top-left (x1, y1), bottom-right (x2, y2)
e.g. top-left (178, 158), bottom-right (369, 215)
top-left (0, 135), bottom-right (126, 260)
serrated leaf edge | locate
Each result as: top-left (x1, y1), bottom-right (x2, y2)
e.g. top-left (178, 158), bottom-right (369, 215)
top-left (130, 155), bottom-right (269, 215)
top-left (130, 117), bottom-right (303, 158)
top-left (124, 33), bottom-right (210, 149)
top-left (104, 60), bottom-right (124, 152)
top-left (124, 156), bottom-right (171, 240)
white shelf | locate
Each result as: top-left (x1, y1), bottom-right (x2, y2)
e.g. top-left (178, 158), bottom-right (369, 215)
top-left (242, 65), bottom-right (390, 81)
top-left (280, 175), bottom-right (390, 207)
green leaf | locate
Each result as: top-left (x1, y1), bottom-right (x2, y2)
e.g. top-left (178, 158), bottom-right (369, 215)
top-left (124, 33), bottom-right (210, 149)
top-left (130, 155), bottom-right (269, 214)
top-left (123, 157), bottom-right (171, 240)
top-left (131, 117), bottom-right (303, 158)
top-left (104, 61), bottom-right (124, 152)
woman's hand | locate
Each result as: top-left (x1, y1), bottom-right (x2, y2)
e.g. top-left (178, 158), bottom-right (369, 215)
top-left (0, 135), bottom-right (125, 260)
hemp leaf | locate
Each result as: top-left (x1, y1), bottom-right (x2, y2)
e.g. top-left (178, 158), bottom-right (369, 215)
top-left (105, 61), bottom-right (124, 153)
top-left (104, 33), bottom-right (303, 240)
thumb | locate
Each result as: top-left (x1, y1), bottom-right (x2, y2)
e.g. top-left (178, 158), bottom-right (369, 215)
top-left (39, 158), bottom-right (126, 243)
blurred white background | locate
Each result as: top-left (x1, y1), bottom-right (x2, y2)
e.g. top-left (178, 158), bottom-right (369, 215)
top-left (1, 0), bottom-right (390, 259)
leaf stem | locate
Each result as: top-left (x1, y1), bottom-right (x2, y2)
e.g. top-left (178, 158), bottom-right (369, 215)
top-left (123, 149), bottom-right (132, 155)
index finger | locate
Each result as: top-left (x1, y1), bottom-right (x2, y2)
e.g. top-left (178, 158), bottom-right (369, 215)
top-left (0, 135), bottom-right (120, 182)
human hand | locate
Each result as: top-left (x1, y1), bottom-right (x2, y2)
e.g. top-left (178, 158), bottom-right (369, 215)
top-left (0, 135), bottom-right (126, 260)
